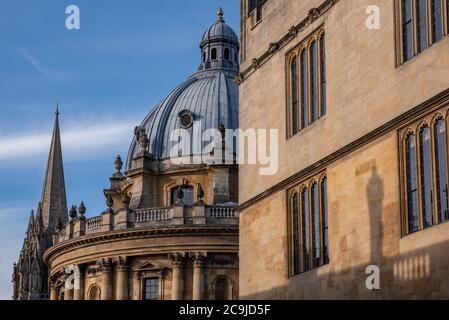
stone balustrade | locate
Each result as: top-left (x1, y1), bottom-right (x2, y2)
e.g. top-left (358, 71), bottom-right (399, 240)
top-left (53, 204), bottom-right (238, 244)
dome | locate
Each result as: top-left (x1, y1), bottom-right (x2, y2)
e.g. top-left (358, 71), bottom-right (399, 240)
top-left (200, 8), bottom-right (239, 48)
top-left (126, 9), bottom-right (239, 171)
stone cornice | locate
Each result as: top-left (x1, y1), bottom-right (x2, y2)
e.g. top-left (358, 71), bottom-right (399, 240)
top-left (44, 225), bottom-right (238, 266)
top-left (237, 87), bottom-right (449, 212)
top-left (237, 0), bottom-right (339, 86)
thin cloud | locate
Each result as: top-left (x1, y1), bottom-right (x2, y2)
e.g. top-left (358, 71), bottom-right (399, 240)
top-left (16, 48), bottom-right (65, 79)
top-left (0, 120), bottom-right (137, 163)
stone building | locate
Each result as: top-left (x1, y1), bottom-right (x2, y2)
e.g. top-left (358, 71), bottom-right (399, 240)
top-left (238, 0), bottom-right (449, 299)
top-left (13, 8), bottom-right (240, 300)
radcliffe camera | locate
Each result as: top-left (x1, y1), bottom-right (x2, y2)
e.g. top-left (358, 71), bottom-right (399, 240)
top-left (1, 0), bottom-right (449, 315)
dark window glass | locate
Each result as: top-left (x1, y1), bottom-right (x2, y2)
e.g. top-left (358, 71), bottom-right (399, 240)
top-left (319, 35), bottom-right (326, 116)
top-left (321, 178), bottom-right (329, 264)
top-left (144, 278), bottom-right (159, 300)
top-left (431, 0), bottom-right (443, 43)
top-left (214, 278), bottom-right (228, 300)
top-left (311, 183), bottom-right (321, 268)
top-left (301, 189), bottom-right (310, 272)
top-left (171, 186), bottom-right (194, 206)
top-left (203, 51), bottom-right (206, 63)
top-left (300, 50), bottom-right (308, 129)
top-left (224, 48), bottom-right (230, 60)
top-left (248, 0), bottom-right (265, 21)
top-left (402, 0), bottom-right (414, 61)
top-left (310, 42), bottom-right (318, 123)
top-left (434, 120), bottom-right (449, 223)
top-left (291, 57), bottom-right (299, 134)
top-left (417, 0), bottom-right (428, 52)
top-left (406, 134), bottom-right (420, 232)
top-left (420, 127), bottom-right (434, 228)
top-left (211, 48), bottom-right (217, 60)
top-left (292, 193), bottom-right (300, 275)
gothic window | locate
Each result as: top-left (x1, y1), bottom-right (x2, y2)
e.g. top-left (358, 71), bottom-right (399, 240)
top-left (397, 0), bottom-right (448, 64)
top-left (321, 177), bottom-right (329, 264)
top-left (287, 28), bottom-right (326, 138)
top-left (290, 56), bottom-right (299, 134)
top-left (419, 126), bottom-right (434, 228)
top-left (211, 48), bottom-right (217, 60)
top-left (319, 33), bottom-right (327, 117)
top-left (406, 133), bottom-right (420, 233)
top-left (401, 108), bottom-right (449, 235)
top-left (417, 0), bottom-right (428, 52)
top-left (292, 192), bottom-right (300, 274)
top-left (171, 186), bottom-right (194, 206)
top-left (289, 173), bottom-right (329, 277)
top-left (248, 0), bottom-right (267, 22)
top-left (431, 0), bottom-right (443, 42)
top-left (300, 49), bottom-right (308, 130)
top-left (434, 119), bottom-right (449, 223)
top-left (301, 188), bottom-right (310, 273)
top-left (224, 48), bottom-right (230, 60)
top-left (144, 278), bottom-right (159, 300)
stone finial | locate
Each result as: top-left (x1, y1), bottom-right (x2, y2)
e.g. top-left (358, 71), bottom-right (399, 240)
top-left (114, 155), bottom-right (123, 174)
top-left (78, 201), bottom-right (86, 220)
top-left (69, 205), bottom-right (78, 220)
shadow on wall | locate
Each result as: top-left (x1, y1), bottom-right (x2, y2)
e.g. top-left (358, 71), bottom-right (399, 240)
top-left (241, 165), bottom-right (449, 299)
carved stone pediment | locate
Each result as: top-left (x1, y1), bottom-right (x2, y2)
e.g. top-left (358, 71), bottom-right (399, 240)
top-left (132, 259), bottom-right (166, 271)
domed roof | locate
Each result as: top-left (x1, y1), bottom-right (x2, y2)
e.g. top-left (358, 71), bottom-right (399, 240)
top-left (125, 9), bottom-right (239, 171)
top-left (201, 8), bottom-right (239, 47)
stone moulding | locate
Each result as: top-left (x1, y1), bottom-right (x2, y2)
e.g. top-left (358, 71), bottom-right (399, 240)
top-left (44, 225), bottom-right (238, 266)
top-left (236, 0), bottom-right (339, 85)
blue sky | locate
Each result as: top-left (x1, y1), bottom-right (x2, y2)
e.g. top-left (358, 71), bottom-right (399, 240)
top-left (0, 0), bottom-right (239, 300)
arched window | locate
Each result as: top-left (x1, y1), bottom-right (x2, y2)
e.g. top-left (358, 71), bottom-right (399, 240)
top-left (171, 186), bottom-right (194, 206)
top-left (311, 182), bottom-right (321, 268)
top-left (290, 57), bottom-right (299, 134)
top-left (319, 34), bottom-right (326, 117)
top-left (321, 177), bottom-right (329, 264)
top-left (419, 126), bottom-right (434, 228)
top-left (224, 48), bottom-right (230, 60)
top-left (211, 48), bottom-right (217, 60)
top-left (203, 51), bottom-right (206, 63)
top-left (310, 41), bottom-right (318, 122)
top-left (301, 188), bottom-right (310, 272)
top-left (292, 192), bottom-right (300, 274)
top-left (431, 0), bottom-right (443, 42)
top-left (300, 49), bottom-right (308, 129)
top-left (214, 277), bottom-right (231, 300)
top-left (88, 285), bottom-right (100, 300)
top-left (406, 134), bottom-right (419, 233)
top-left (434, 119), bottom-right (448, 223)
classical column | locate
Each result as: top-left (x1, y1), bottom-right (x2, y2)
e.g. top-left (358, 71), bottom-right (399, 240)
top-left (169, 253), bottom-right (185, 300)
top-left (191, 252), bottom-right (207, 300)
top-left (64, 282), bottom-right (74, 301)
top-left (116, 257), bottom-right (129, 300)
top-left (73, 264), bottom-right (85, 300)
top-left (99, 259), bottom-right (113, 300)
top-left (50, 283), bottom-right (58, 301)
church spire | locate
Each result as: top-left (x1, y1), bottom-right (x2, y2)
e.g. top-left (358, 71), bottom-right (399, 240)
top-left (40, 104), bottom-right (68, 232)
